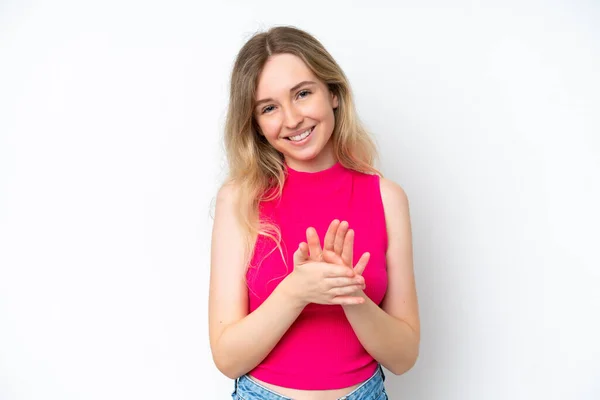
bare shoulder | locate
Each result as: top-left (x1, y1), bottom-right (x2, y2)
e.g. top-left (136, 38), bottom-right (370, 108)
top-left (216, 180), bottom-right (240, 205)
top-left (378, 176), bottom-right (410, 219)
top-left (377, 176), bottom-right (412, 262)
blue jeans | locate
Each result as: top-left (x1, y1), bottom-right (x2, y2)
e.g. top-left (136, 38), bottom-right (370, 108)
top-left (232, 364), bottom-right (388, 400)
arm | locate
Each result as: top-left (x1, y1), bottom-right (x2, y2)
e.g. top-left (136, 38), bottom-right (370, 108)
top-left (208, 183), bottom-right (304, 379)
top-left (341, 177), bottom-right (421, 375)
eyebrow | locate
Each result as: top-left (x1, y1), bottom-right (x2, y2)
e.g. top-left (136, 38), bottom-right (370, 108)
top-left (255, 81), bottom-right (317, 107)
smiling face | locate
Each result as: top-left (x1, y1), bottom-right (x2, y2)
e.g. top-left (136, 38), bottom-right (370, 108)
top-left (253, 53), bottom-right (339, 172)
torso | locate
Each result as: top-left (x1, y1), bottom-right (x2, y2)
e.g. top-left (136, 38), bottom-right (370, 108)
top-left (248, 375), bottom-right (363, 400)
top-left (245, 164), bottom-right (388, 394)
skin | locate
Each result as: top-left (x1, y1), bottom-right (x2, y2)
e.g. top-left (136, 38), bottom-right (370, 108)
top-left (209, 53), bottom-right (420, 399)
top-left (253, 53), bottom-right (339, 173)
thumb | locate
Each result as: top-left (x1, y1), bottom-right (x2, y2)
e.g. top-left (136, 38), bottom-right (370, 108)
top-left (294, 242), bottom-right (309, 266)
top-left (353, 252), bottom-right (370, 275)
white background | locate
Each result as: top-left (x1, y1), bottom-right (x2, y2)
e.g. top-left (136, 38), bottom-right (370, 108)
top-left (1, 1), bottom-right (599, 399)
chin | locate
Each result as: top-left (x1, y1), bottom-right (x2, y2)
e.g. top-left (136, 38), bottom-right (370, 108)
top-left (288, 148), bottom-right (321, 161)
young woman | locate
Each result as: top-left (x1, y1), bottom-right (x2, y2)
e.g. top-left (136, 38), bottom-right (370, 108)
top-left (209, 26), bottom-right (420, 400)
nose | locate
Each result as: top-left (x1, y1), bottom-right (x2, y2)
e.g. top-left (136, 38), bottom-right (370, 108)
top-left (283, 105), bottom-right (303, 130)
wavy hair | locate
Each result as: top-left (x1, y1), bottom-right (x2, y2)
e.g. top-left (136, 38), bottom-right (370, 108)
top-left (222, 26), bottom-right (382, 274)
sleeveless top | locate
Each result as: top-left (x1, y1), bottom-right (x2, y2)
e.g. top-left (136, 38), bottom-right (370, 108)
top-left (245, 161), bottom-right (388, 390)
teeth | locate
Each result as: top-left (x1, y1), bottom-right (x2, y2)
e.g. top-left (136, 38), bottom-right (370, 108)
top-left (289, 128), bottom-right (312, 142)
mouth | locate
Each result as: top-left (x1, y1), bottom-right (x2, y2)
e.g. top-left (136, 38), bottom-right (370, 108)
top-left (284, 126), bottom-right (315, 142)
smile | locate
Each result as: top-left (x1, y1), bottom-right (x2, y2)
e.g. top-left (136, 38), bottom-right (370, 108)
top-left (285, 127), bottom-right (314, 142)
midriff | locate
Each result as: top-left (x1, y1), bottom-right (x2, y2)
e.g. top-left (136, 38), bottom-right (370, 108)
top-left (248, 375), bottom-right (362, 400)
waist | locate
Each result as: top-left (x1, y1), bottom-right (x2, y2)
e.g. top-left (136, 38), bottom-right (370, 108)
top-left (235, 364), bottom-right (386, 400)
top-left (247, 376), bottom-right (362, 400)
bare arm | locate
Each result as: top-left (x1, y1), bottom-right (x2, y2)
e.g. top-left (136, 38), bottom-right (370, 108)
top-left (341, 178), bottom-right (421, 375)
top-left (341, 290), bottom-right (419, 375)
top-left (208, 183), bottom-right (305, 379)
top-left (211, 284), bottom-right (306, 380)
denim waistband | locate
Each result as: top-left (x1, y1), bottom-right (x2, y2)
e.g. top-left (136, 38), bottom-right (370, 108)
top-left (233, 364), bottom-right (386, 400)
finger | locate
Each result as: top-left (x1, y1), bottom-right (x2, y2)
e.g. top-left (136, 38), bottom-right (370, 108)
top-left (354, 252), bottom-right (370, 276)
top-left (323, 219), bottom-right (340, 252)
top-left (334, 221), bottom-right (349, 254)
top-left (321, 249), bottom-right (344, 265)
top-left (293, 242), bottom-right (309, 265)
top-left (341, 229), bottom-right (354, 267)
top-left (299, 242), bottom-right (309, 259)
top-left (325, 276), bottom-right (364, 289)
top-left (325, 264), bottom-right (356, 278)
top-left (330, 296), bottom-right (365, 305)
top-left (306, 227), bottom-right (323, 261)
top-left (330, 285), bottom-right (364, 297)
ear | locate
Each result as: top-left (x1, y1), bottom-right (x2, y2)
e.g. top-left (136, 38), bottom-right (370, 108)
top-left (331, 92), bottom-right (339, 110)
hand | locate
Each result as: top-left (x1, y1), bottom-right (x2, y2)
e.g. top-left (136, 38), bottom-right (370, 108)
top-left (318, 219), bottom-right (371, 277)
top-left (282, 221), bottom-right (369, 307)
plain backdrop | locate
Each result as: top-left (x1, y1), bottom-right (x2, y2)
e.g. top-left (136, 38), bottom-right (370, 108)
top-left (1, 1), bottom-right (599, 399)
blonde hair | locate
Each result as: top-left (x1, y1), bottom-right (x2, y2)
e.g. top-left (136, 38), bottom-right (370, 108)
top-left (222, 26), bottom-right (382, 273)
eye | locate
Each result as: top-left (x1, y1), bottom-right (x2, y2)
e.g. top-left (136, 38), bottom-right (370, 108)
top-left (261, 105), bottom-right (275, 114)
top-left (297, 90), bottom-right (311, 99)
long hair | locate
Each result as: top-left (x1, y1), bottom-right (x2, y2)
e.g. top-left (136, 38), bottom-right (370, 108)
top-left (222, 26), bottom-right (382, 274)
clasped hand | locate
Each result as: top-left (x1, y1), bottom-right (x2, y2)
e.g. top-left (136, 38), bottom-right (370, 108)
top-left (285, 219), bottom-right (371, 306)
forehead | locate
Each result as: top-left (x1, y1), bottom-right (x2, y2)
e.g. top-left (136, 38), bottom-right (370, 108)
top-left (255, 53), bottom-right (319, 99)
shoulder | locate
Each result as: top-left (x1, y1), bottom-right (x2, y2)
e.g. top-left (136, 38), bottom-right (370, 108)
top-left (213, 181), bottom-right (246, 234)
top-left (378, 177), bottom-right (411, 238)
top-left (216, 180), bottom-right (241, 207)
top-left (379, 177), bottom-right (409, 209)
top-left (348, 170), bottom-right (409, 213)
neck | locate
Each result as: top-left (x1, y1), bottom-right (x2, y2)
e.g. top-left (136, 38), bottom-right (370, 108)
top-left (283, 141), bottom-right (337, 172)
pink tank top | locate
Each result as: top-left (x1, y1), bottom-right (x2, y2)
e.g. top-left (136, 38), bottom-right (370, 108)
top-left (246, 161), bottom-right (388, 390)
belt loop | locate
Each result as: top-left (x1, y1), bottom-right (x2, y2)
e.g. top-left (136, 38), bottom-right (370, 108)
top-left (234, 376), bottom-right (239, 392)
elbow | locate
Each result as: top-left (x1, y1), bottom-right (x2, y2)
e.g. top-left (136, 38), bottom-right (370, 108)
top-left (213, 353), bottom-right (241, 380)
top-left (212, 346), bottom-right (249, 380)
top-left (388, 339), bottom-right (420, 376)
top-left (211, 331), bottom-right (239, 379)
top-left (210, 328), bottom-right (250, 380)
top-left (217, 366), bottom-right (240, 381)
top-left (389, 351), bottom-right (419, 375)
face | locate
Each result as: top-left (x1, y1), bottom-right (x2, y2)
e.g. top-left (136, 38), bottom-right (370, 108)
top-left (253, 53), bottom-right (339, 172)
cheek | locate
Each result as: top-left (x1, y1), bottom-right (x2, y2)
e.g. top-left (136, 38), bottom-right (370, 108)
top-left (307, 99), bottom-right (334, 122)
top-left (259, 117), bottom-right (282, 139)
